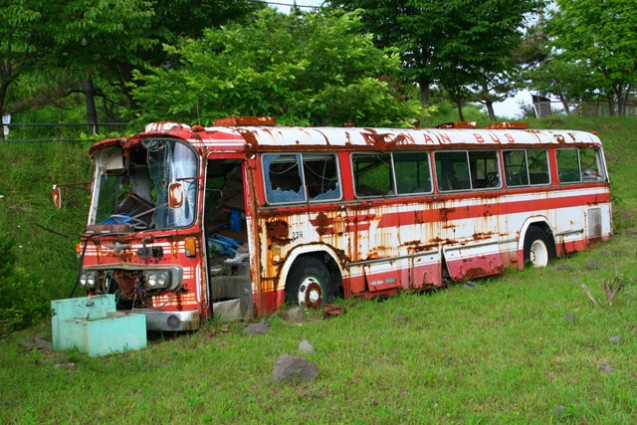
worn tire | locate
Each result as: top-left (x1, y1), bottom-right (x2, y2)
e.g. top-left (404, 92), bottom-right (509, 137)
top-left (285, 257), bottom-right (334, 308)
top-left (524, 226), bottom-right (554, 267)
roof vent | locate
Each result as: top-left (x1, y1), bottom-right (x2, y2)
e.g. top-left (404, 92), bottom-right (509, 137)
top-left (144, 122), bottom-right (190, 132)
top-left (485, 122), bottom-right (529, 130)
top-left (212, 116), bottom-right (276, 127)
top-left (436, 121), bottom-right (478, 129)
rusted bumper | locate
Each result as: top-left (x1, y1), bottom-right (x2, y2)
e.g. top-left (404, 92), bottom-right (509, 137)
top-left (135, 308), bottom-right (200, 332)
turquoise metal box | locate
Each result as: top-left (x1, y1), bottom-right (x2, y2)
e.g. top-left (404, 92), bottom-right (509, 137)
top-left (52, 295), bottom-right (147, 357)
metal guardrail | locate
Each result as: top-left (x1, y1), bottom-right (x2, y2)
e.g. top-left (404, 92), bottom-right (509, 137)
top-left (1, 122), bottom-right (129, 143)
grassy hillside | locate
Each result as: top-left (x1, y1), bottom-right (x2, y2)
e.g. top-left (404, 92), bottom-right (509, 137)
top-left (0, 116), bottom-right (635, 423)
top-left (0, 141), bottom-right (93, 302)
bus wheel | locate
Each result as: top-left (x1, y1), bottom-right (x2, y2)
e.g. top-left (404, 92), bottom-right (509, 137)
top-left (285, 257), bottom-right (333, 309)
top-left (524, 227), bottom-right (553, 267)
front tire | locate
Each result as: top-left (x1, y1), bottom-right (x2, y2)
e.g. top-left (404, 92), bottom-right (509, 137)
top-left (524, 227), bottom-right (554, 267)
top-left (285, 257), bottom-right (334, 308)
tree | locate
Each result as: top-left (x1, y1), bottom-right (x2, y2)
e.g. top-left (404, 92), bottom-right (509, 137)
top-left (328, 0), bottom-right (543, 117)
top-left (0, 0), bottom-right (47, 142)
top-left (524, 57), bottom-right (597, 115)
top-left (130, 9), bottom-right (423, 127)
top-left (51, 0), bottom-right (157, 133)
top-left (548, 0), bottom-right (637, 116)
top-left (471, 70), bottom-right (517, 121)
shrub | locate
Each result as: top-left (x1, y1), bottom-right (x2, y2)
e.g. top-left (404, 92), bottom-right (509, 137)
top-left (0, 236), bottom-right (49, 336)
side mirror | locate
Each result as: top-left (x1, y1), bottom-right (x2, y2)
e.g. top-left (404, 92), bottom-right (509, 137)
top-left (52, 185), bottom-right (62, 209)
top-left (168, 182), bottom-right (184, 208)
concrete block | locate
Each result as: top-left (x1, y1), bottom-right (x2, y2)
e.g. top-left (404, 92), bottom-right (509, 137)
top-left (52, 295), bottom-right (147, 357)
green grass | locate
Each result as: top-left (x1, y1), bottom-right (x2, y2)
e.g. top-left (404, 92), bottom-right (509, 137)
top-left (1, 116), bottom-right (636, 424)
top-left (1, 239), bottom-right (636, 424)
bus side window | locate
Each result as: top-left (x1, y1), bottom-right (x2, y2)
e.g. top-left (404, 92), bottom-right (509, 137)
top-left (580, 148), bottom-right (604, 181)
top-left (469, 150), bottom-right (500, 189)
top-left (527, 149), bottom-right (550, 185)
top-left (353, 153), bottom-right (393, 197)
top-left (262, 154), bottom-right (306, 204)
top-left (303, 153), bottom-right (341, 201)
top-left (557, 149), bottom-right (581, 183)
top-left (435, 151), bottom-right (471, 191)
top-left (503, 150), bottom-right (529, 186)
top-left (393, 152), bottom-right (432, 194)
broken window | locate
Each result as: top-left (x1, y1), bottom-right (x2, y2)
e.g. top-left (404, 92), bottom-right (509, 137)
top-left (262, 153), bottom-right (341, 204)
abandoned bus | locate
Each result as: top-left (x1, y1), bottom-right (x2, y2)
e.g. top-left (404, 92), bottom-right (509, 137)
top-left (60, 117), bottom-right (612, 331)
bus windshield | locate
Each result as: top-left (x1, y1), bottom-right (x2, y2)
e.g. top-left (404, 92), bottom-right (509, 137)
top-left (91, 138), bottom-right (198, 230)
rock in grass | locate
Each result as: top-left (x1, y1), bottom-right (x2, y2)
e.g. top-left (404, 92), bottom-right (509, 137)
top-left (586, 260), bottom-right (603, 270)
top-left (244, 319), bottom-right (271, 335)
top-left (599, 363), bottom-right (614, 374)
top-left (272, 355), bottom-right (318, 383)
top-left (298, 340), bottom-right (315, 354)
top-left (19, 337), bottom-right (52, 351)
top-left (287, 307), bottom-right (305, 323)
top-left (564, 314), bottom-right (576, 322)
top-left (608, 335), bottom-right (622, 345)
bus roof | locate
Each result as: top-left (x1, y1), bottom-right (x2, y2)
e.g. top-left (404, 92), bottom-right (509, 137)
top-left (198, 124), bottom-right (603, 151)
top-left (90, 121), bottom-right (603, 157)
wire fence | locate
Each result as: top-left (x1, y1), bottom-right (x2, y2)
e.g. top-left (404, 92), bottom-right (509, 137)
top-left (1, 122), bottom-right (129, 143)
top-left (532, 101), bottom-right (637, 119)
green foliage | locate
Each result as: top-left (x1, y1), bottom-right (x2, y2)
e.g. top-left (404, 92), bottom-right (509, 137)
top-left (547, 0), bottom-right (637, 115)
top-left (329, 0), bottom-right (544, 111)
top-left (0, 0), bottom-right (46, 124)
top-left (0, 236), bottom-right (48, 335)
top-left (0, 141), bottom-right (92, 321)
top-left (523, 57), bottom-right (597, 105)
top-left (131, 9), bottom-right (424, 127)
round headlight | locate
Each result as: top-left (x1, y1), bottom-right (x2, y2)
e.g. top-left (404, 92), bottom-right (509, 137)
top-left (147, 272), bottom-right (158, 288)
top-left (80, 272), bottom-right (97, 288)
top-left (157, 272), bottom-right (168, 288)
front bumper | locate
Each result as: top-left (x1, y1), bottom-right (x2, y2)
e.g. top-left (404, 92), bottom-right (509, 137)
top-left (134, 308), bottom-right (200, 332)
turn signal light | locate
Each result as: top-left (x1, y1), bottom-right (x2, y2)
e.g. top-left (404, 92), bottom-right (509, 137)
top-left (184, 237), bottom-right (197, 258)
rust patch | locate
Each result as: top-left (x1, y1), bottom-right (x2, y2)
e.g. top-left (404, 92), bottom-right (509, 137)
top-left (439, 207), bottom-right (455, 222)
top-left (314, 212), bottom-right (330, 236)
top-left (471, 232), bottom-right (494, 241)
top-left (266, 220), bottom-right (289, 241)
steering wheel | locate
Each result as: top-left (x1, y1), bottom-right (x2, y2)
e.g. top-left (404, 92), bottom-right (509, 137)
top-left (487, 172), bottom-right (499, 187)
top-left (108, 214), bottom-right (149, 230)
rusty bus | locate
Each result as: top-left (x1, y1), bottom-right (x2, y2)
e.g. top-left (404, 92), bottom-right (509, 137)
top-left (55, 117), bottom-right (612, 331)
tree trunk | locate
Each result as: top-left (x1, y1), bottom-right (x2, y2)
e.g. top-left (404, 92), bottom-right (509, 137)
top-left (486, 100), bottom-right (496, 121)
top-left (456, 99), bottom-right (465, 122)
top-left (558, 94), bottom-right (570, 115)
top-left (85, 76), bottom-right (98, 134)
top-left (607, 93), bottom-right (615, 116)
top-left (419, 81), bottom-right (430, 105)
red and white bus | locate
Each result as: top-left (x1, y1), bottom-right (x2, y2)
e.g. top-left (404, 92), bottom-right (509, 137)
top-left (60, 117), bottom-right (611, 331)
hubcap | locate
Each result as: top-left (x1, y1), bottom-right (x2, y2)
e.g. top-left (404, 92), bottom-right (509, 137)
top-left (529, 240), bottom-right (549, 267)
top-left (297, 276), bottom-right (323, 308)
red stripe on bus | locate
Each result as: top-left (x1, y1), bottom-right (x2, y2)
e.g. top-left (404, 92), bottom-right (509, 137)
top-left (377, 192), bottom-right (610, 228)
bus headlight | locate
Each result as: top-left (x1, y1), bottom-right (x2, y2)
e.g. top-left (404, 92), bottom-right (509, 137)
top-left (144, 271), bottom-right (171, 290)
top-left (79, 271), bottom-right (98, 289)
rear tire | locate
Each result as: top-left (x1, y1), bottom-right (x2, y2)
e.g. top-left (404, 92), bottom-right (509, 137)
top-left (524, 227), bottom-right (553, 267)
top-left (285, 257), bottom-right (334, 308)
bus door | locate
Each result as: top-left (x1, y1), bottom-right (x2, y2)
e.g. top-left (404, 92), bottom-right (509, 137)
top-left (203, 155), bottom-right (254, 319)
